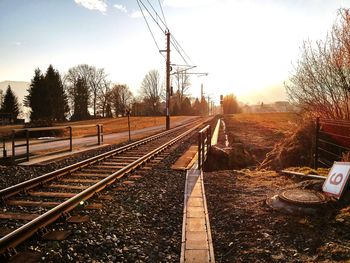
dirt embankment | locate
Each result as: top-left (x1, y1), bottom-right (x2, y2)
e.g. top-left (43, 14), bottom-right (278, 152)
top-left (204, 113), bottom-right (350, 262)
top-left (205, 170), bottom-right (350, 262)
top-left (206, 113), bottom-right (311, 171)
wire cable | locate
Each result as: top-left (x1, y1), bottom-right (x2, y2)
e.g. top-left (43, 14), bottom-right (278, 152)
top-left (171, 35), bottom-right (193, 65)
top-left (144, 0), bottom-right (167, 30)
top-left (136, 0), bottom-right (194, 67)
top-left (158, 0), bottom-right (168, 29)
top-left (138, 0), bottom-right (166, 34)
top-left (136, 0), bottom-right (165, 59)
top-left (170, 38), bottom-right (189, 65)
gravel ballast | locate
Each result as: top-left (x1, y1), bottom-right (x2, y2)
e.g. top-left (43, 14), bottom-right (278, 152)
top-left (3, 128), bottom-right (203, 262)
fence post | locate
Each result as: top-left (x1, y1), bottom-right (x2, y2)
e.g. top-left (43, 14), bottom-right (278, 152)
top-left (208, 126), bottom-right (211, 151)
top-left (26, 129), bottom-right (30, 161)
top-left (2, 137), bottom-right (6, 158)
top-left (201, 132), bottom-right (205, 167)
top-left (314, 117), bottom-right (320, 169)
top-left (128, 112), bottom-right (131, 142)
top-left (97, 125), bottom-right (101, 145)
top-left (69, 126), bottom-right (73, 151)
top-left (198, 132), bottom-right (202, 170)
top-left (12, 130), bottom-right (15, 163)
top-left (101, 124), bottom-right (104, 144)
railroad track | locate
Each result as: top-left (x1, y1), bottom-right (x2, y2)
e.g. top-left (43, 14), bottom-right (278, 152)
top-left (0, 119), bottom-right (206, 258)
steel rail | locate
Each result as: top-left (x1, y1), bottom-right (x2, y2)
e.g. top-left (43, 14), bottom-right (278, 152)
top-left (0, 120), bottom-right (200, 199)
top-left (0, 121), bottom-right (203, 254)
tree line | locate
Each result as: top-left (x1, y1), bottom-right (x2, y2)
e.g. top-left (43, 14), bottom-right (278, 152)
top-left (1, 62), bottom-right (241, 124)
top-left (1, 62), bottom-right (241, 123)
top-left (17, 64), bottom-right (217, 124)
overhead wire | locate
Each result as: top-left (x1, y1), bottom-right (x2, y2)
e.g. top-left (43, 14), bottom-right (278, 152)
top-left (171, 35), bottom-right (193, 65)
top-left (137, 0), bottom-right (194, 67)
top-left (138, 0), bottom-right (166, 34)
top-left (158, 0), bottom-right (168, 29)
top-left (136, 0), bottom-right (166, 59)
top-left (144, 0), bottom-right (168, 30)
top-left (170, 38), bottom-right (189, 65)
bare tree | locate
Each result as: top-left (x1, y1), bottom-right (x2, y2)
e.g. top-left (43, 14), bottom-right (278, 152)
top-left (139, 70), bottom-right (163, 115)
top-left (89, 67), bottom-right (108, 117)
top-left (286, 9), bottom-right (350, 119)
top-left (173, 66), bottom-right (191, 104)
top-left (110, 84), bottom-right (133, 116)
top-left (64, 64), bottom-right (108, 118)
top-left (97, 79), bottom-right (111, 117)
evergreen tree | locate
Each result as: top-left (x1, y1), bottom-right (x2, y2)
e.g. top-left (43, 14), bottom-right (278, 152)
top-left (192, 98), bottom-right (201, 115)
top-left (172, 102), bottom-right (179, 115)
top-left (45, 65), bottom-right (69, 121)
top-left (71, 77), bottom-right (90, 120)
top-left (181, 97), bottom-right (192, 115)
top-left (26, 66), bottom-right (69, 123)
top-left (1, 85), bottom-right (20, 121)
top-left (25, 68), bottom-right (46, 121)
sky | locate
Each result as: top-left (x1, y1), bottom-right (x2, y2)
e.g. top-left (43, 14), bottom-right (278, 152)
top-left (0, 0), bottom-right (349, 105)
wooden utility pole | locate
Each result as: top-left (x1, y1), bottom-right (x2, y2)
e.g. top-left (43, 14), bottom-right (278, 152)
top-left (207, 96), bottom-right (210, 116)
top-left (166, 30), bottom-right (171, 130)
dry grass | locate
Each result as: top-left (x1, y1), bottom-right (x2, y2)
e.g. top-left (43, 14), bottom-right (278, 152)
top-left (227, 112), bottom-right (300, 134)
top-left (58, 116), bottom-right (192, 137)
top-left (0, 116), bottom-right (194, 137)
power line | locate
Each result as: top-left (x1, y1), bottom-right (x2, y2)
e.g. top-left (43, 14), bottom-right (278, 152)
top-left (170, 38), bottom-right (189, 65)
top-left (137, 0), bottom-right (194, 67)
top-left (158, 0), bottom-right (168, 29)
top-left (136, 0), bottom-right (165, 59)
top-left (144, 0), bottom-right (168, 30)
top-left (171, 35), bottom-right (193, 65)
top-left (138, 0), bottom-right (166, 34)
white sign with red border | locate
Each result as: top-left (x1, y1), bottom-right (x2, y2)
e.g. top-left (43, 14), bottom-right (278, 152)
top-left (323, 162), bottom-right (350, 199)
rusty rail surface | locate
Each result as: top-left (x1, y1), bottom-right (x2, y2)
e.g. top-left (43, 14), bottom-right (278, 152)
top-left (0, 120), bottom-right (204, 256)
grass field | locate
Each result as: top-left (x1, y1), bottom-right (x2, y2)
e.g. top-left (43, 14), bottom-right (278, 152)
top-left (225, 112), bottom-right (300, 134)
top-left (0, 116), bottom-right (195, 137)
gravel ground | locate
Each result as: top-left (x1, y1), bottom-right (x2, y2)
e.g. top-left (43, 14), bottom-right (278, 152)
top-left (204, 115), bottom-right (350, 262)
top-left (0, 143), bottom-right (131, 190)
top-left (2, 121), bottom-right (213, 262)
top-left (205, 170), bottom-right (350, 262)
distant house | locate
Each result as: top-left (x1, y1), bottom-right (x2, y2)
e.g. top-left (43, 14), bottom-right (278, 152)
top-left (241, 101), bottom-right (294, 113)
top-left (273, 101), bottom-right (292, 112)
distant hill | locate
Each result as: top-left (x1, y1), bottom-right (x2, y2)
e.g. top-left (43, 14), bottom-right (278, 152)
top-left (0, 81), bottom-right (30, 121)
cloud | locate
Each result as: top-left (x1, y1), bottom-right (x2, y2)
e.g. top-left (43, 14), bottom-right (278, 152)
top-left (74, 0), bottom-right (107, 13)
top-left (114, 4), bottom-right (127, 13)
top-left (13, 42), bottom-right (21, 46)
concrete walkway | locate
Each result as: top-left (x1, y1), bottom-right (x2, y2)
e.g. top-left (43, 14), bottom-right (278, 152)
top-left (181, 166), bottom-right (215, 262)
top-left (180, 119), bottom-right (220, 262)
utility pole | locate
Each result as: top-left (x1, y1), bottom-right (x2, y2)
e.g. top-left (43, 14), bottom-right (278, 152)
top-left (200, 84), bottom-right (204, 116)
top-left (207, 96), bottom-right (210, 116)
top-left (166, 30), bottom-right (171, 130)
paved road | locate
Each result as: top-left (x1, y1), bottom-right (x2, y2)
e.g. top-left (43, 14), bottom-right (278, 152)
top-left (2, 116), bottom-right (199, 158)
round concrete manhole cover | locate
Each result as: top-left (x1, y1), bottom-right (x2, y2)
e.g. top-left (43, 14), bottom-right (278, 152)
top-left (279, 189), bottom-right (326, 206)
